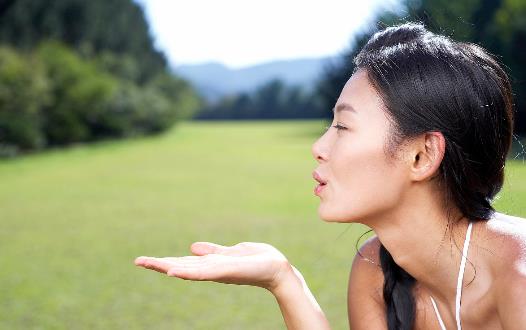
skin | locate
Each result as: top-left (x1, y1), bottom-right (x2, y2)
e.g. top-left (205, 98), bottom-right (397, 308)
top-left (135, 69), bottom-right (526, 329)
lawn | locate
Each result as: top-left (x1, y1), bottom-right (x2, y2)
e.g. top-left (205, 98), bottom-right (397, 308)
top-left (0, 120), bottom-right (524, 329)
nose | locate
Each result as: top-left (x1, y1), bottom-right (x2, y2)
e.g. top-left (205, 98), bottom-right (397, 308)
top-left (312, 129), bottom-right (329, 163)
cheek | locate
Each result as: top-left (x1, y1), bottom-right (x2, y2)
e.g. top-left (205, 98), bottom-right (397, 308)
top-left (337, 141), bottom-right (393, 197)
top-left (322, 136), bottom-right (406, 221)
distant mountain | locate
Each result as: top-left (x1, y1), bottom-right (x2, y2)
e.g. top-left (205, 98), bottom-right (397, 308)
top-left (173, 56), bottom-right (336, 102)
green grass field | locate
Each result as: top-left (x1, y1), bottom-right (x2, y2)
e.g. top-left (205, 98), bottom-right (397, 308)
top-left (1, 120), bottom-right (525, 329)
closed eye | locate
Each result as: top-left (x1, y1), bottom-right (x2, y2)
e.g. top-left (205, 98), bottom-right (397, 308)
top-left (324, 123), bottom-right (348, 132)
top-left (332, 124), bottom-right (348, 131)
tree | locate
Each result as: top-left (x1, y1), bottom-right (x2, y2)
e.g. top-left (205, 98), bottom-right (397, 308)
top-left (0, 46), bottom-right (49, 153)
top-left (0, 0), bottom-right (166, 84)
top-left (37, 42), bottom-right (118, 145)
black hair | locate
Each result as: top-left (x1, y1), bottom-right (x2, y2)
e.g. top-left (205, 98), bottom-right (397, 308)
top-left (354, 23), bottom-right (514, 330)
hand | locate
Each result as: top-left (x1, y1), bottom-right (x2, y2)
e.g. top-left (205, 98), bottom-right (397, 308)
top-left (134, 242), bottom-right (293, 292)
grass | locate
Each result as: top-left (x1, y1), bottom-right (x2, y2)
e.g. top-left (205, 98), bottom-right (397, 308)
top-left (0, 120), bottom-right (524, 329)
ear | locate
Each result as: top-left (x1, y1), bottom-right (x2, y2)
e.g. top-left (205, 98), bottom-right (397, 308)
top-left (408, 131), bottom-right (445, 182)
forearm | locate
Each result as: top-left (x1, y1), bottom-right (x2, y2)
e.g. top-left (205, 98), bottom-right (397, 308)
top-left (270, 266), bottom-right (331, 330)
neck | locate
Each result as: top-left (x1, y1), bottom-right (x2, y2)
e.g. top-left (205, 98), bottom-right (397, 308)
top-left (364, 186), bottom-right (472, 303)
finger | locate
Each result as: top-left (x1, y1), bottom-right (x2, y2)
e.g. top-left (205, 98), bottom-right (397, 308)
top-left (166, 255), bottom-right (232, 281)
top-left (135, 257), bottom-right (177, 274)
top-left (136, 256), bottom-right (214, 279)
top-left (134, 256), bottom-right (153, 266)
top-left (159, 256), bottom-right (206, 264)
top-left (167, 266), bottom-right (209, 280)
top-left (191, 242), bottom-right (254, 257)
top-left (190, 242), bottom-right (227, 256)
top-left (136, 255), bottom-right (207, 265)
top-left (136, 256), bottom-right (210, 274)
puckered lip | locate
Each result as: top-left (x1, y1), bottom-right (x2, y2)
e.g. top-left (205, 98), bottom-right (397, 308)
top-left (312, 170), bottom-right (327, 185)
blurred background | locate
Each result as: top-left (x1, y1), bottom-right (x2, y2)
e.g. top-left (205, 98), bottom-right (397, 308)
top-left (0, 0), bottom-right (524, 329)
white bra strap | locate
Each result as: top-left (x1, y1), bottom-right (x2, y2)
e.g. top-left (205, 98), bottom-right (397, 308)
top-left (455, 221), bottom-right (473, 330)
top-left (430, 296), bottom-right (447, 330)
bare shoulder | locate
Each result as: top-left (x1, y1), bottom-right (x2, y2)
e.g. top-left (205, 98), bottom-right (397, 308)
top-left (482, 212), bottom-right (526, 265)
top-left (481, 213), bottom-right (526, 326)
top-left (347, 235), bottom-right (387, 329)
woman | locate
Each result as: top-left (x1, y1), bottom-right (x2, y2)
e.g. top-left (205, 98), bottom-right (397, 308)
top-left (135, 23), bottom-right (526, 329)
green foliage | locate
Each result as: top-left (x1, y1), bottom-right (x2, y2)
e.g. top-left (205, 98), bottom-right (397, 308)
top-left (0, 42), bottom-right (200, 154)
top-left (405, 0), bottom-right (485, 40)
top-left (147, 72), bottom-right (203, 121)
top-left (0, 0), bottom-right (201, 155)
top-left (494, 0), bottom-right (526, 43)
top-left (130, 86), bottom-right (175, 134)
top-left (0, 46), bottom-right (49, 153)
top-left (37, 42), bottom-right (118, 145)
top-left (0, 0), bottom-right (166, 84)
top-left (95, 80), bottom-right (200, 138)
top-left (315, 33), bottom-right (371, 117)
top-left (94, 51), bottom-right (141, 83)
top-left (197, 79), bottom-right (325, 120)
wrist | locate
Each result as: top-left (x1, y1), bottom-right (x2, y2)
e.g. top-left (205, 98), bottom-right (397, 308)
top-left (267, 265), bottom-right (331, 329)
top-left (268, 264), bottom-right (304, 298)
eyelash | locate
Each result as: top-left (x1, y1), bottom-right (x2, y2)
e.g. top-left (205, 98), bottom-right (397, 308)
top-left (325, 123), bottom-right (348, 132)
top-left (333, 124), bottom-right (347, 131)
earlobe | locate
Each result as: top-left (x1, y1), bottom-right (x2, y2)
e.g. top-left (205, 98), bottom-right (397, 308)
top-left (410, 132), bottom-right (445, 182)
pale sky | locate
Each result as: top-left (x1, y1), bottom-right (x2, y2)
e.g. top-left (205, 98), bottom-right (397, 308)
top-left (137, 0), bottom-right (400, 69)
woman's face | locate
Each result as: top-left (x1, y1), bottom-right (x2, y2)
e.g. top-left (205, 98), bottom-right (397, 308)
top-left (311, 69), bottom-right (410, 223)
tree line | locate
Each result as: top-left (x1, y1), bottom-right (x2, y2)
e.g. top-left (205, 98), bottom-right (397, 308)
top-left (0, 0), bottom-right (523, 157)
top-left (195, 80), bottom-right (327, 120)
top-left (0, 0), bottom-right (201, 156)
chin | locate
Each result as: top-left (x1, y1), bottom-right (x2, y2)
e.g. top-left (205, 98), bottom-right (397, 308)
top-left (317, 205), bottom-right (361, 223)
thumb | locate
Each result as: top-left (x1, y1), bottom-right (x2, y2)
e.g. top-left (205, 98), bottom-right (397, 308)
top-left (190, 242), bottom-right (226, 256)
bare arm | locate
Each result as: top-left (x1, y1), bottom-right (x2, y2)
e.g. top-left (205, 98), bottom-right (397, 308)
top-left (272, 265), bottom-right (331, 329)
top-left (347, 236), bottom-right (388, 329)
top-left (496, 254), bottom-right (526, 329)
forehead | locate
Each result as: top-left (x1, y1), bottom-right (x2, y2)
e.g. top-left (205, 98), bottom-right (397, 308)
top-left (335, 70), bottom-right (386, 120)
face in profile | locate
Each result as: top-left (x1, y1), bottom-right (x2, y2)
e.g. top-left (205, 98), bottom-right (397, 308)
top-left (311, 70), bottom-right (410, 224)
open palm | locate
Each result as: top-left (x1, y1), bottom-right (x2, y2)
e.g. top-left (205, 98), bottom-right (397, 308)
top-left (135, 242), bottom-right (292, 291)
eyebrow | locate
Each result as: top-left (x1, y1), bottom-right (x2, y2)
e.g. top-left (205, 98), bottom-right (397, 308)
top-left (332, 103), bottom-right (357, 114)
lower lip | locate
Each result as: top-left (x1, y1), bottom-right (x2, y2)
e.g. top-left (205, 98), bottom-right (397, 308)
top-left (314, 183), bottom-right (327, 196)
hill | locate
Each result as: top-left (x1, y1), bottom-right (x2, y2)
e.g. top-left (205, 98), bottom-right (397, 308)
top-left (174, 57), bottom-right (335, 102)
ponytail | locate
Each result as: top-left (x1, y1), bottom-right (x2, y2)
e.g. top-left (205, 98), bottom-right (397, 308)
top-left (379, 244), bottom-right (416, 330)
